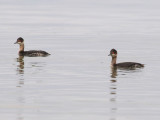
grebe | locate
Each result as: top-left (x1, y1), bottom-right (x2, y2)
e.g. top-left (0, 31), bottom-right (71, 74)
top-left (14, 37), bottom-right (50, 57)
top-left (108, 49), bottom-right (144, 69)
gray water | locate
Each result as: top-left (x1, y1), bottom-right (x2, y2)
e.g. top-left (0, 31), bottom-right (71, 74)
top-left (0, 0), bottom-right (160, 120)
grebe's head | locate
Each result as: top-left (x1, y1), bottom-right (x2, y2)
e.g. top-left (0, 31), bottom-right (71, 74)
top-left (14, 37), bottom-right (24, 44)
top-left (108, 49), bottom-right (117, 57)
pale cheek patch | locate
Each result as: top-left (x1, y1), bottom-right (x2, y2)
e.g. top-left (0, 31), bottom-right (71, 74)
top-left (112, 54), bottom-right (117, 57)
top-left (18, 42), bottom-right (24, 45)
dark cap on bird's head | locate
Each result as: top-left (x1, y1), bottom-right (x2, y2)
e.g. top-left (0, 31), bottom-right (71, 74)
top-left (108, 49), bottom-right (117, 56)
top-left (14, 37), bottom-right (24, 44)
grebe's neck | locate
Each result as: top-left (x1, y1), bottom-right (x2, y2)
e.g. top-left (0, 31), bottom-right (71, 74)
top-left (19, 43), bottom-right (24, 52)
top-left (111, 57), bottom-right (117, 66)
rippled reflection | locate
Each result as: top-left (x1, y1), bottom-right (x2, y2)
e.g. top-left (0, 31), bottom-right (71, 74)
top-left (16, 56), bottom-right (25, 87)
top-left (110, 67), bottom-right (117, 78)
top-left (15, 56), bottom-right (47, 120)
top-left (15, 55), bottom-right (25, 120)
top-left (109, 67), bottom-right (118, 120)
top-left (17, 56), bottom-right (24, 74)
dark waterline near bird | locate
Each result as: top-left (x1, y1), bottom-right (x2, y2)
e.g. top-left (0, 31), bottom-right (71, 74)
top-left (108, 49), bottom-right (144, 69)
top-left (14, 37), bottom-right (50, 57)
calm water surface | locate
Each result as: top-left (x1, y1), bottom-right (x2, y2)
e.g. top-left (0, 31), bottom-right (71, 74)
top-left (0, 0), bottom-right (160, 120)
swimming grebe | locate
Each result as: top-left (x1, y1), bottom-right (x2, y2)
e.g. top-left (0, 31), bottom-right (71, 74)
top-left (14, 37), bottom-right (50, 57)
top-left (108, 49), bottom-right (144, 69)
